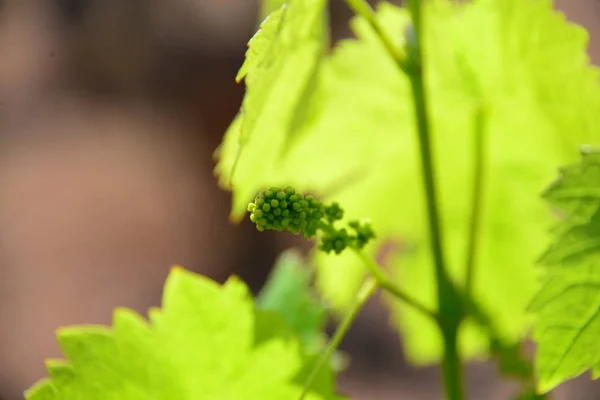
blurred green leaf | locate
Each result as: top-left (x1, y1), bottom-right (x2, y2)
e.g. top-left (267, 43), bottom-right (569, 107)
top-left (254, 308), bottom-right (344, 400)
top-left (25, 268), bottom-right (332, 400)
top-left (257, 249), bottom-right (327, 350)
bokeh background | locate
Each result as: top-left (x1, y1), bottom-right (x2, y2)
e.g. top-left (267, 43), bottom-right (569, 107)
top-left (0, 1), bottom-right (600, 399)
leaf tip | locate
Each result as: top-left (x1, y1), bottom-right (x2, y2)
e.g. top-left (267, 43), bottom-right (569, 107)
top-left (45, 359), bottom-right (73, 379)
top-left (24, 378), bottom-right (55, 400)
top-left (170, 265), bottom-right (186, 275)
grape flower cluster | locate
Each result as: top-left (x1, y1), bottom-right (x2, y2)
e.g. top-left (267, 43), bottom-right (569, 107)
top-left (247, 186), bottom-right (376, 255)
top-left (247, 186), bottom-right (323, 237)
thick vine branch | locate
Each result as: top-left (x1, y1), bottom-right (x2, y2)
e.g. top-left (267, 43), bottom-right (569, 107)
top-left (404, 1), bottom-right (466, 399)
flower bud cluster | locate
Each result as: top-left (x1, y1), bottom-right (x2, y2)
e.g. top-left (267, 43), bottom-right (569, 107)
top-left (247, 187), bottom-right (323, 238)
top-left (248, 187), bottom-right (376, 255)
top-left (319, 219), bottom-right (376, 255)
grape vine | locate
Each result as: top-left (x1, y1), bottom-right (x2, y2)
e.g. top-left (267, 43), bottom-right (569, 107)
top-left (20, 0), bottom-right (600, 399)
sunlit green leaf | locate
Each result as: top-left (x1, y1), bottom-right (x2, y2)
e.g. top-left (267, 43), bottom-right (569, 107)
top-left (530, 150), bottom-right (600, 393)
top-left (530, 263), bottom-right (600, 393)
top-left (260, 0), bottom-right (288, 21)
top-left (216, 0), bottom-right (600, 364)
top-left (25, 268), bottom-right (331, 400)
top-left (215, 0), bottom-right (328, 210)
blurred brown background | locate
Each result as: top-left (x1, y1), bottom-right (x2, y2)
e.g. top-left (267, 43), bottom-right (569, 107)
top-left (0, 1), bottom-right (599, 399)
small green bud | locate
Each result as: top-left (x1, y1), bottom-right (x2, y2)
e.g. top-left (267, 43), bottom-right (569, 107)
top-left (262, 203), bottom-right (271, 212)
top-left (270, 199), bottom-right (279, 208)
top-left (325, 202), bottom-right (344, 223)
top-left (349, 219), bottom-right (376, 248)
top-left (334, 240), bottom-right (345, 254)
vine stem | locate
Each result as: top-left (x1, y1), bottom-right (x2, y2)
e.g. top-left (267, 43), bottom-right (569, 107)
top-left (342, 0), bottom-right (467, 398)
top-left (405, 0), bottom-right (466, 398)
top-left (405, 1), bottom-right (466, 398)
top-left (317, 222), bottom-right (437, 320)
top-left (342, 0), bottom-right (408, 72)
top-left (352, 248), bottom-right (438, 320)
top-left (298, 278), bottom-right (379, 400)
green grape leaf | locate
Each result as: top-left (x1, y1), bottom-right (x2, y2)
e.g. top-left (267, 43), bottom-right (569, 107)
top-left (539, 150), bottom-right (600, 265)
top-left (215, 0), bottom-right (328, 210)
top-left (25, 267), bottom-right (332, 400)
top-left (257, 249), bottom-right (327, 350)
top-left (530, 264), bottom-right (600, 393)
top-left (530, 150), bottom-right (600, 393)
top-left (216, 0), bottom-right (600, 364)
top-left (360, 0), bottom-right (600, 364)
top-left (542, 147), bottom-right (600, 218)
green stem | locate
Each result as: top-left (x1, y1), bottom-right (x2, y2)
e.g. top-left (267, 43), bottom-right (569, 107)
top-left (408, 46), bottom-right (466, 400)
top-left (317, 221), bottom-right (437, 320)
top-left (441, 323), bottom-right (464, 400)
top-left (343, 0), bottom-right (469, 398)
top-left (342, 0), bottom-right (407, 71)
top-left (405, 13), bottom-right (452, 299)
top-left (298, 278), bottom-right (379, 400)
top-left (352, 248), bottom-right (438, 320)
top-left (465, 105), bottom-right (487, 295)
top-left (404, 0), bottom-right (466, 398)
